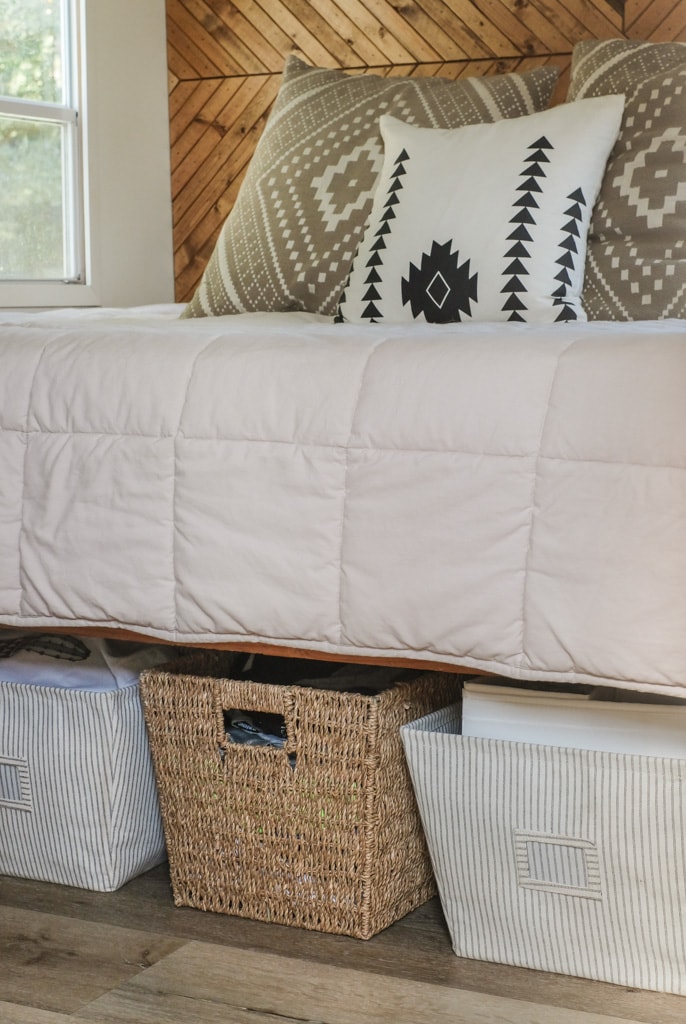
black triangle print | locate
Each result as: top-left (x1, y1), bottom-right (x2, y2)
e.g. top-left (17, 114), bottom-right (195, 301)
top-left (507, 225), bottom-right (533, 242)
top-left (561, 219), bottom-right (581, 236)
top-left (357, 147), bottom-right (410, 322)
top-left (522, 163), bottom-right (547, 177)
top-left (508, 311), bottom-right (526, 322)
top-left (505, 241), bottom-right (531, 258)
top-left (556, 251), bottom-right (575, 270)
top-left (504, 259), bottom-right (529, 275)
top-left (527, 150), bottom-right (551, 164)
top-left (501, 276), bottom-right (527, 293)
top-left (362, 302), bottom-right (381, 319)
top-left (518, 177), bottom-right (544, 193)
top-left (514, 193), bottom-right (539, 209)
top-left (550, 182), bottom-right (585, 320)
top-left (500, 135), bottom-right (558, 322)
top-left (510, 208), bottom-right (536, 225)
top-left (502, 293), bottom-right (527, 311)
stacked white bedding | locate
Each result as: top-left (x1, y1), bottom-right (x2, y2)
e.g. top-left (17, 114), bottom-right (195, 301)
top-left (461, 680), bottom-right (686, 758)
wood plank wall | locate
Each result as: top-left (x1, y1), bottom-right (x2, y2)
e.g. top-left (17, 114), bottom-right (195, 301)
top-left (166, 0), bottom-right (686, 303)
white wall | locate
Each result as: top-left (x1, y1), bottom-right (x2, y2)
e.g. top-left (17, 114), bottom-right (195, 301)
top-left (83, 0), bottom-right (174, 306)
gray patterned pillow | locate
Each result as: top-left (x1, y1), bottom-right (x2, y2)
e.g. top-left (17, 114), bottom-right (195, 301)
top-left (567, 39), bottom-right (686, 320)
top-left (181, 56), bottom-right (559, 319)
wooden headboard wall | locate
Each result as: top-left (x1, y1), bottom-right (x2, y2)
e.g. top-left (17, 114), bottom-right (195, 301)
top-left (166, 0), bottom-right (685, 303)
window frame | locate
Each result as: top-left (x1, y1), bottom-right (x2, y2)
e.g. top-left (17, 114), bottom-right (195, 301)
top-left (0, 0), bottom-right (83, 290)
top-left (0, 94), bottom-right (82, 285)
top-left (0, 0), bottom-right (174, 310)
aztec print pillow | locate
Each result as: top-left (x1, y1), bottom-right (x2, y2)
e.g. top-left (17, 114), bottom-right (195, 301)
top-left (567, 39), bottom-right (686, 321)
top-left (336, 96), bottom-right (624, 326)
top-left (181, 55), bottom-right (559, 319)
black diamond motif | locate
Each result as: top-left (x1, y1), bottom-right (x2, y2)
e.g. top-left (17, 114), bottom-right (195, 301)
top-left (426, 271), bottom-right (450, 309)
top-left (401, 240), bottom-right (477, 322)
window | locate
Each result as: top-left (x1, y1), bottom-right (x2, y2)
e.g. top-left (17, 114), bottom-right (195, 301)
top-left (0, 0), bottom-right (173, 309)
top-left (0, 0), bottom-right (82, 284)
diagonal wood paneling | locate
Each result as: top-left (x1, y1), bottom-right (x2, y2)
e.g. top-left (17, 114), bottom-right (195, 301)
top-left (166, 0), bottom-right (686, 301)
top-left (626, 0), bottom-right (686, 40)
top-left (172, 75), bottom-right (279, 299)
top-left (167, 0), bottom-right (617, 77)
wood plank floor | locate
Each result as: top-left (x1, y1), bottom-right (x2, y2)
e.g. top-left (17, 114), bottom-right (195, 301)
top-left (1, 863), bottom-right (684, 1023)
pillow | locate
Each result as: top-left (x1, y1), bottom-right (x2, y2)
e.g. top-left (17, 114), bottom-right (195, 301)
top-left (181, 56), bottom-right (559, 319)
top-left (335, 96), bottom-right (624, 326)
top-left (567, 39), bottom-right (686, 320)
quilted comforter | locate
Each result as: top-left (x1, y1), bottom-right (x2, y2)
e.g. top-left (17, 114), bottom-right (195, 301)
top-left (1, 305), bottom-right (684, 698)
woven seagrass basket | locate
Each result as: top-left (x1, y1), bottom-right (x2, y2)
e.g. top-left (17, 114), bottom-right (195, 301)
top-left (140, 652), bottom-right (456, 938)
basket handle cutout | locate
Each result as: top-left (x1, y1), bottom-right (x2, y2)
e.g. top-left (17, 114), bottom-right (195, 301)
top-left (220, 707), bottom-right (296, 768)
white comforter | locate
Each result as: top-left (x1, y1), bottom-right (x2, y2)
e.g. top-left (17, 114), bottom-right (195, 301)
top-left (1, 305), bottom-right (684, 698)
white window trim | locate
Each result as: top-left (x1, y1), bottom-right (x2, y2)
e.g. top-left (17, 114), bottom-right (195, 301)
top-left (1, 0), bottom-right (174, 309)
top-left (0, 97), bottom-right (77, 122)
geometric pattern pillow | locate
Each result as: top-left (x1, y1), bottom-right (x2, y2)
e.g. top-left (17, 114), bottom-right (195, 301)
top-left (335, 97), bottom-right (624, 326)
top-left (567, 39), bottom-right (686, 320)
top-left (180, 56), bottom-right (559, 319)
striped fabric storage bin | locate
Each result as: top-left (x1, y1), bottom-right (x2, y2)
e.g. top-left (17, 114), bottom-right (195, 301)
top-left (401, 704), bottom-right (686, 995)
top-left (0, 679), bottom-right (166, 891)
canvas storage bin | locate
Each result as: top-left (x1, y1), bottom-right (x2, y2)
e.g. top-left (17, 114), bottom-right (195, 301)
top-left (0, 633), bottom-right (168, 891)
top-left (139, 652), bottom-right (456, 938)
top-left (401, 704), bottom-right (686, 995)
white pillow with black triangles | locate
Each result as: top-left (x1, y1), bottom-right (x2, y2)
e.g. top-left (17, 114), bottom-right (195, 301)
top-left (335, 96), bottom-right (624, 326)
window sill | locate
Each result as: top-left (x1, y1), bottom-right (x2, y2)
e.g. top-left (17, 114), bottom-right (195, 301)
top-left (0, 281), bottom-right (101, 310)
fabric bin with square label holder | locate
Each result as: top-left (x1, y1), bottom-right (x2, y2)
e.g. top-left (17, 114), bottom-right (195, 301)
top-left (139, 652), bottom-right (457, 938)
top-left (0, 632), bottom-right (168, 891)
top-left (401, 699), bottom-right (686, 995)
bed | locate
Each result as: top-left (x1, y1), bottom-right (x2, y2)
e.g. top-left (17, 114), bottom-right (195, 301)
top-left (2, 40), bottom-right (685, 700)
top-left (0, 304), bottom-right (684, 699)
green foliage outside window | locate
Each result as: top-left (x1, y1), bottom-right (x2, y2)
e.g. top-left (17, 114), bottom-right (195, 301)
top-left (0, 0), bottom-right (69, 280)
